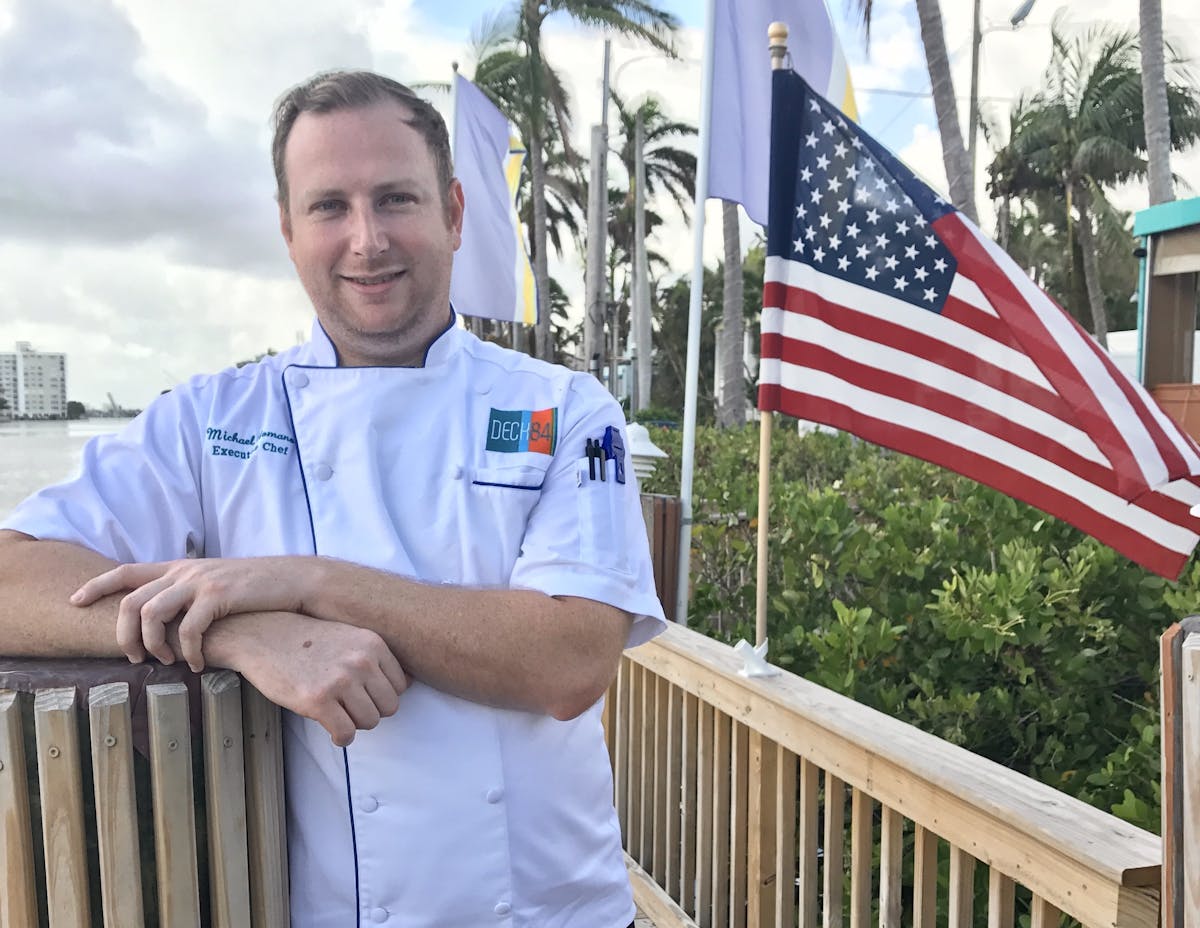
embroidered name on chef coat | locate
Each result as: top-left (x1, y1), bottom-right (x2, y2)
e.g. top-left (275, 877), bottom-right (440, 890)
top-left (485, 408), bottom-right (557, 455)
top-left (206, 426), bottom-right (296, 461)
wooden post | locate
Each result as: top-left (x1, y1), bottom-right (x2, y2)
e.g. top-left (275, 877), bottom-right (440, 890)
top-left (0, 691), bottom-right (38, 927)
top-left (202, 672), bottom-right (253, 928)
top-left (148, 682), bottom-right (202, 927)
top-left (1164, 618), bottom-right (1200, 928)
top-left (243, 682), bottom-right (290, 928)
top-left (34, 687), bottom-right (91, 928)
top-left (88, 683), bottom-right (145, 928)
top-left (1182, 633), bottom-right (1200, 928)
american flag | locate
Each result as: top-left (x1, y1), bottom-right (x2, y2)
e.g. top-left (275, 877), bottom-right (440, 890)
top-left (760, 68), bottom-right (1200, 578)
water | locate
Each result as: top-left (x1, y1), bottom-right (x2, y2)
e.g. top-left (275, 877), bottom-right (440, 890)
top-left (0, 419), bottom-right (131, 520)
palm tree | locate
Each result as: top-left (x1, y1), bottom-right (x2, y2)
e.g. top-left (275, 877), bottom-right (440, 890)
top-left (851, 0), bottom-right (977, 222)
top-left (464, 15), bottom-right (587, 351)
top-left (992, 23), bottom-right (1200, 347)
top-left (1140, 0), bottom-right (1174, 205)
top-left (516, 0), bottom-right (679, 362)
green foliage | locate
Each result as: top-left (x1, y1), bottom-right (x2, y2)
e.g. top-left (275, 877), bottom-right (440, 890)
top-left (643, 425), bottom-right (1186, 833)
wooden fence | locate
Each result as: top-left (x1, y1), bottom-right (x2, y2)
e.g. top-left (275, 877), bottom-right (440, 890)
top-left (0, 664), bottom-right (288, 928)
top-left (606, 622), bottom-right (1162, 928)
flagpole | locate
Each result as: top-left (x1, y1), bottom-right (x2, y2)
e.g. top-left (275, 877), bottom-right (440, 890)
top-left (755, 22), bottom-right (789, 648)
top-left (674, 0), bottom-right (718, 625)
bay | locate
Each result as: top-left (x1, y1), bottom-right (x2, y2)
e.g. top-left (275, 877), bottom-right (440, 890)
top-left (0, 419), bottom-right (131, 520)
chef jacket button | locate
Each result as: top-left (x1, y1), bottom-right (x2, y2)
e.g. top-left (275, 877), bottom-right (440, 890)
top-left (494, 902), bottom-right (511, 917)
top-left (358, 795), bottom-right (379, 813)
top-left (485, 787), bottom-right (504, 804)
top-left (369, 906), bottom-right (389, 923)
top-left (313, 463), bottom-right (333, 481)
top-left (289, 370), bottom-right (309, 389)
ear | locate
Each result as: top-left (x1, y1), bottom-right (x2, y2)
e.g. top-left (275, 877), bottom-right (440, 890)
top-left (448, 178), bottom-right (465, 251)
top-left (278, 200), bottom-right (295, 259)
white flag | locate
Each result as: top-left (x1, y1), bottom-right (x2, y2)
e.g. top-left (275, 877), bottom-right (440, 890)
top-left (707, 0), bottom-right (856, 225)
top-left (450, 74), bottom-right (538, 324)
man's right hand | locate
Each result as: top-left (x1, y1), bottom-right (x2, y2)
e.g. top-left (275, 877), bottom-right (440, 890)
top-left (204, 611), bottom-right (407, 747)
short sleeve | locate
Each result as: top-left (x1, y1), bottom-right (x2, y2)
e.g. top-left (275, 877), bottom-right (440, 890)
top-left (1, 390), bottom-right (205, 564)
top-left (509, 375), bottom-right (667, 648)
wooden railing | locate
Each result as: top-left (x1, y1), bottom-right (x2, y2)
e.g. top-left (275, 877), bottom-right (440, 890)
top-left (0, 662), bottom-right (288, 927)
top-left (605, 623), bottom-right (1162, 928)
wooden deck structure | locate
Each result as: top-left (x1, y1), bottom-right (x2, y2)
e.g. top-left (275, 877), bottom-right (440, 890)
top-left (0, 622), bottom-right (1193, 928)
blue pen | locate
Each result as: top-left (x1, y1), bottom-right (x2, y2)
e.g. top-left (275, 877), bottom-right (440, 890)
top-left (601, 426), bottom-right (626, 484)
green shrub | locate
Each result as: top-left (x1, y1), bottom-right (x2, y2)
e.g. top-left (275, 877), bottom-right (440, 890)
top-left (642, 423), bottom-right (1191, 833)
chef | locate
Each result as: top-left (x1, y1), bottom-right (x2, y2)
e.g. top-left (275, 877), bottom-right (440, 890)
top-left (0, 69), bottom-right (665, 927)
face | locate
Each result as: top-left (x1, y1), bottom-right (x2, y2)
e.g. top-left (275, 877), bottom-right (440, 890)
top-left (279, 100), bottom-right (464, 367)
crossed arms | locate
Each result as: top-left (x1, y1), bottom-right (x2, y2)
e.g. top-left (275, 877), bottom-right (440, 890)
top-left (0, 530), bottom-right (632, 746)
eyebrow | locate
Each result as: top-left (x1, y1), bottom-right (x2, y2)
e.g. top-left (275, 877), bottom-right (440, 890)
top-left (301, 181), bottom-right (424, 203)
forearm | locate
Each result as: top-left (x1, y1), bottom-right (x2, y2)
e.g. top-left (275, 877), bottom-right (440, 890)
top-left (305, 558), bottom-right (629, 720)
top-left (0, 531), bottom-right (127, 657)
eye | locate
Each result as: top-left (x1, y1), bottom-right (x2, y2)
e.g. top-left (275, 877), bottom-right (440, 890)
top-left (382, 192), bottom-right (415, 207)
top-left (311, 199), bottom-right (344, 214)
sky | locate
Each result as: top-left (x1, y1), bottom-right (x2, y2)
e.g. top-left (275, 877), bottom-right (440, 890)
top-left (0, 0), bottom-right (1197, 409)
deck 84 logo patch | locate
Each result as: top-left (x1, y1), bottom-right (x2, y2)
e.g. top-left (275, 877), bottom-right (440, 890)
top-left (485, 408), bottom-right (557, 455)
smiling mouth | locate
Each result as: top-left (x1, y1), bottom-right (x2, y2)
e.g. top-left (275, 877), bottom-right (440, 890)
top-left (343, 271), bottom-right (404, 285)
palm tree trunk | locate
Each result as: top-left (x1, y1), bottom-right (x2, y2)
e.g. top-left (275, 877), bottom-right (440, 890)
top-left (717, 201), bottom-right (746, 429)
top-left (523, 10), bottom-right (553, 363)
top-left (914, 0), bottom-right (978, 224)
top-left (1073, 183), bottom-right (1109, 349)
top-left (1140, 0), bottom-right (1174, 205)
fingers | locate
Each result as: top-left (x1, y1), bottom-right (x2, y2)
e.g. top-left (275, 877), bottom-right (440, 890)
top-left (70, 562), bottom-right (168, 606)
top-left (115, 577), bottom-right (178, 664)
top-left (319, 703), bottom-right (359, 748)
top-left (176, 599), bottom-right (219, 673)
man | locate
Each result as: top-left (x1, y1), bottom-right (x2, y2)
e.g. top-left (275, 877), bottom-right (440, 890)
top-left (0, 70), bottom-right (664, 927)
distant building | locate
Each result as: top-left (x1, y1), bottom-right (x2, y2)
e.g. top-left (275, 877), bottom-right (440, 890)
top-left (0, 342), bottom-right (67, 419)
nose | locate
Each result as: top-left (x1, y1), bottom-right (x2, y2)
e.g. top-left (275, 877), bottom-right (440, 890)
top-left (350, 206), bottom-right (388, 258)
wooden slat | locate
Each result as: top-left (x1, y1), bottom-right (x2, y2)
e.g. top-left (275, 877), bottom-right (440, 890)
top-left (775, 748), bottom-right (798, 928)
top-left (88, 683), bottom-right (144, 928)
top-left (639, 663), bottom-right (652, 866)
top-left (849, 789), bottom-right (873, 928)
top-left (822, 774), bottom-right (846, 928)
top-left (1182, 636), bottom-right (1200, 928)
top-left (617, 659), bottom-right (632, 839)
top-left (1161, 624), bottom-right (1183, 928)
top-left (988, 870), bottom-right (1016, 928)
top-left (34, 687), bottom-right (90, 927)
top-left (628, 852), bottom-right (701, 928)
top-left (0, 691), bottom-right (38, 928)
top-left (202, 672), bottom-right (253, 928)
top-left (949, 847), bottom-right (977, 928)
top-left (696, 700), bottom-right (715, 927)
top-left (1031, 895), bottom-right (1062, 928)
top-left (730, 721), bottom-right (749, 928)
top-left (628, 625), bottom-right (1161, 928)
top-left (629, 661), bottom-right (644, 859)
top-left (797, 759), bottom-right (818, 928)
top-left (654, 676), bottom-right (669, 885)
top-left (681, 691), bottom-right (699, 914)
top-left (880, 807), bottom-right (904, 928)
top-left (667, 683), bottom-right (683, 898)
top-left (712, 711), bottom-right (732, 928)
top-left (148, 682), bottom-right (201, 927)
top-left (243, 681), bottom-right (290, 928)
top-left (912, 825), bottom-right (938, 928)
top-left (747, 731), bottom-right (777, 927)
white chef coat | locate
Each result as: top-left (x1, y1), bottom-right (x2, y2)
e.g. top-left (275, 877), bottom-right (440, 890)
top-left (3, 316), bottom-right (666, 928)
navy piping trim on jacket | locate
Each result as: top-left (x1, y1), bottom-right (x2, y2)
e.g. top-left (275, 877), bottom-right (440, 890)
top-left (281, 365), bottom-right (362, 928)
top-left (470, 480), bottom-right (544, 491)
top-left (421, 306), bottom-right (458, 367)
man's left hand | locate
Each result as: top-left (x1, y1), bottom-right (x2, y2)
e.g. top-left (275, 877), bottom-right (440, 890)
top-left (70, 556), bottom-right (315, 672)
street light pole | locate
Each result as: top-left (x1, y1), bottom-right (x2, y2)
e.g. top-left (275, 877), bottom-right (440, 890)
top-left (966, 0), bottom-right (1038, 202)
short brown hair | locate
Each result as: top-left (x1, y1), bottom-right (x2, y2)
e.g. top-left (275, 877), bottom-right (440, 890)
top-left (271, 70), bottom-right (453, 210)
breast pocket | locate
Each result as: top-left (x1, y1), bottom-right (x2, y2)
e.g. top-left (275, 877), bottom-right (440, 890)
top-left (466, 462), bottom-right (550, 579)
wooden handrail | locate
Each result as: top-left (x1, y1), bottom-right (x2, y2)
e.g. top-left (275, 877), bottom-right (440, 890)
top-left (611, 622), bottom-right (1161, 928)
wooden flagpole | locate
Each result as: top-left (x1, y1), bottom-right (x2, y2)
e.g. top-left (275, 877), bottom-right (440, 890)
top-left (756, 22), bottom-right (789, 648)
